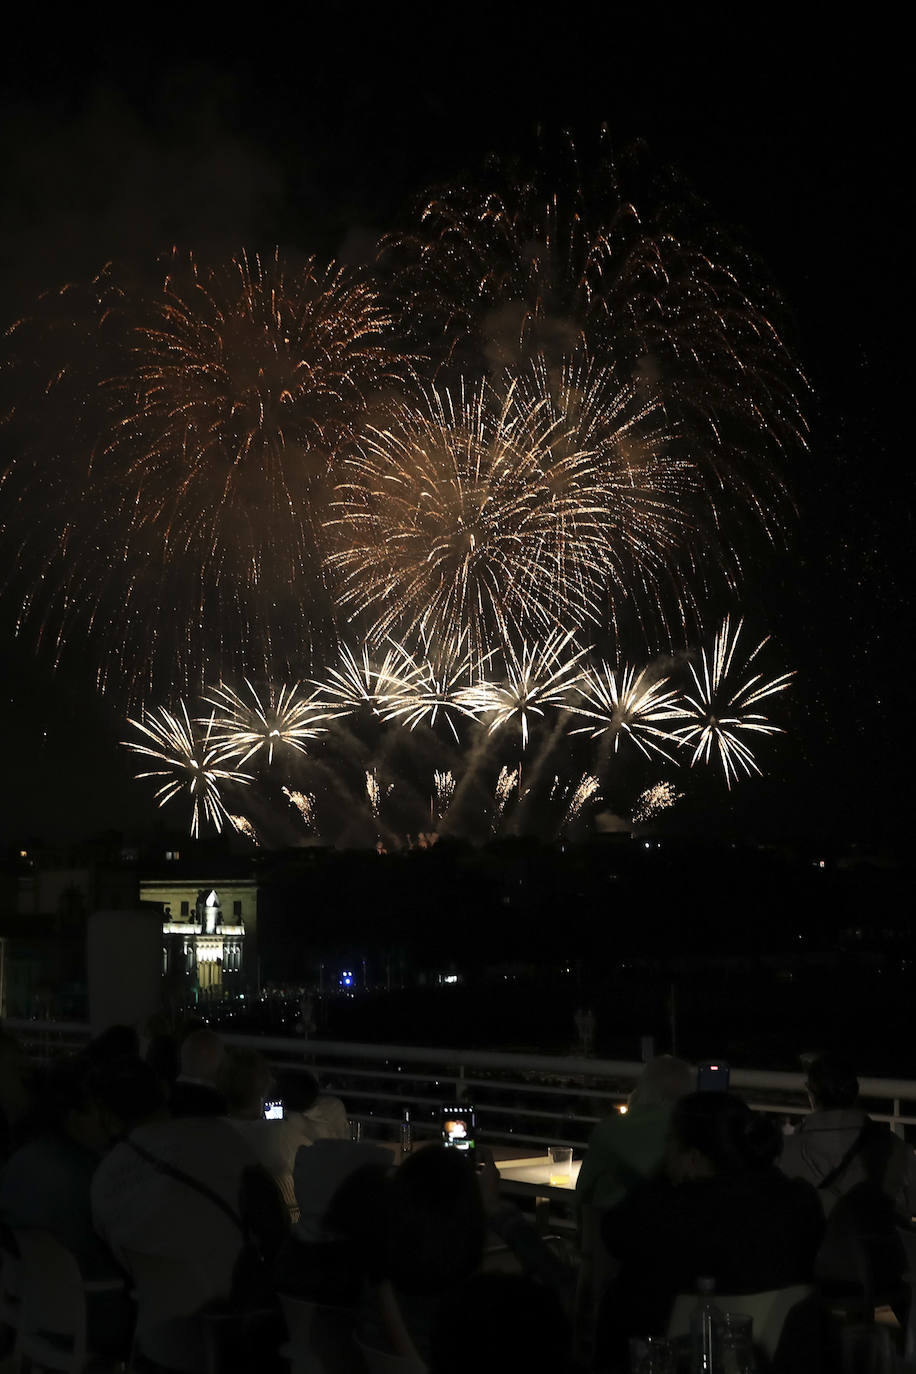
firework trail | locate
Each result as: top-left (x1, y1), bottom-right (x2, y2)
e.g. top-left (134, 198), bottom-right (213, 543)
top-left (2, 249), bottom-right (402, 697)
top-left (631, 780), bottom-right (683, 825)
top-left (569, 661), bottom-right (682, 760)
top-left (123, 702), bottom-right (252, 836)
top-left (674, 617), bottom-right (794, 788)
top-left (204, 679), bottom-right (325, 765)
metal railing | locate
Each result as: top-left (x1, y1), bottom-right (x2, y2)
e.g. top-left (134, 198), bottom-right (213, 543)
top-left (7, 1018), bottom-right (916, 1147)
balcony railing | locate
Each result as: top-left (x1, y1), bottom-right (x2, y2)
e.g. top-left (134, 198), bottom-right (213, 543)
top-left (6, 1017), bottom-right (916, 1147)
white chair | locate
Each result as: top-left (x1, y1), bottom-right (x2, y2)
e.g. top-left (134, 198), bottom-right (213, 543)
top-left (121, 1246), bottom-right (212, 1374)
top-left (279, 1293), bottom-right (362, 1374)
top-left (667, 1283), bottom-right (814, 1364)
top-left (13, 1226), bottom-right (126, 1374)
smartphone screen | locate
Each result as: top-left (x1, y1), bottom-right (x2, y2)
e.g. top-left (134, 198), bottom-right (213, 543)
top-left (440, 1104), bottom-right (476, 1161)
top-left (263, 1099), bottom-right (285, 1120)
top-left (696, 1062), bottom-right (730, 1093)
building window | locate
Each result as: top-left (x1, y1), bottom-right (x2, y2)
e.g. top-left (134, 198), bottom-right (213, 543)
top-left (180, 901), bottom-right (189, 917)
top-left (233, 900), bottom-right (242, 918)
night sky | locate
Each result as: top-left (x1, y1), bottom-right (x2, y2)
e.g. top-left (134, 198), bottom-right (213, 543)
top-left (0, 16), bottom-right (909, 845)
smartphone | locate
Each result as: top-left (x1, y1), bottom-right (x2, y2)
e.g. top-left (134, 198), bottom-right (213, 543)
top-left (697, 1062), bottom-right (730, 1093)
top-left (263, 1099), bottom-right (285, 1120)
top-left (440, 1104), bottom-right (476, 1162)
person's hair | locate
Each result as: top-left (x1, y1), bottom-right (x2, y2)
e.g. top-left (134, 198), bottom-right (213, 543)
top-left (179, 1028), bottom-right (225, 1085)
top-left (145, 1033), bottom-right (180, 1088)
top-left (220, 1047), bottom-right (273, 1117)
top-left (805, 1052), bottom-right (859, 1110)
top-left (274, 1067), bottom-right (320, 1114)
top-left (430, 1273), bottom-right (571, 1374)
top-left (671, 1092), bottom-right (779, 1175)
top-left (629, 1055), bottom-right (694, 1111)
top-left (88, 1024), bottom-right (140, 1064)
top-left (380, 1145), bottom-right (486, 1296)
top-left (91, 1056), bottom-right (165, 1134)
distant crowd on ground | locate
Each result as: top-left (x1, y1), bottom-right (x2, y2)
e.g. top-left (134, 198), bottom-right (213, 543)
top-left (0, 1025), bottom-right (915, 1373)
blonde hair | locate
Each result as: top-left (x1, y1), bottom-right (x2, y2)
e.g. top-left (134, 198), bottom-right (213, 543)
top-left (628, 1055), bottom-right (693, 1111)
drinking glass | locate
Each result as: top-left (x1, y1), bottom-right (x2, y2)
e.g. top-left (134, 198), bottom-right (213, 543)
top-left (628, 1335), bottom-right (676, 1373)
top-left (719, 1312), bottom-right (756, 1373)
top-left (548, 1145), bottom-right (573, 1186)
top-left (347, 1118), bottom-right (362, 1142)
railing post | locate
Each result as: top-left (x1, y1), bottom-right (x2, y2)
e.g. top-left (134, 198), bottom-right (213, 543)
top-left (893, 1098), bottom-right (904, 1137)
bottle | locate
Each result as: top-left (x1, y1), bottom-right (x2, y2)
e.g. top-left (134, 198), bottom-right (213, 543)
top-left (689, 1276), bottom-right (723, 1374)
top-left (400, 1108), bottom-right (412, 1155)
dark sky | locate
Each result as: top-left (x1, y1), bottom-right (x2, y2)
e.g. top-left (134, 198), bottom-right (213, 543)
top-left (0, 15), bottom-right (910, 845)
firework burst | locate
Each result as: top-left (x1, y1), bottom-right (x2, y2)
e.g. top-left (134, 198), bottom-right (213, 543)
top-left (3, 249), bottom-right (402, 697)
top-left (380, 632), bottom-right (483, 742)
top-left (480, 630), bottom-right (588, 749)
top-left (631, 780), bottom-right (684, 825)
top-left (310, 641), bottom-right (413, 717)
top-left (204, 679), bottom-right (325, 765)
top-left (123, 702), bottom-right (252, 836)
top-left (569, 661), bottom-right (682, 761)
top-left (674, 617), bottom-right (794, 788)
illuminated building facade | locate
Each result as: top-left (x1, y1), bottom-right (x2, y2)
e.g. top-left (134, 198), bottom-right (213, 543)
top-left (139, 875), bottom-right (258, 998)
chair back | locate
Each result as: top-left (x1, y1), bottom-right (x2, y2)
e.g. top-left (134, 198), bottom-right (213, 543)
top-left (279, 1293), bottom-right (362, 1373)
top-left (121, 1246), bottom-right (212, 1374)
top-left (667, 1283), bottom-right (814, 1362)
top-left (13, 1227), bottom-right (89, 1374)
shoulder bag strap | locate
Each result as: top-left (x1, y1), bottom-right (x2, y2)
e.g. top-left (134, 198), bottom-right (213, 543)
top-left (126, 1138), bottom-right (245, 1235)
top-left (816, 1124), bottom-right (871, 1193)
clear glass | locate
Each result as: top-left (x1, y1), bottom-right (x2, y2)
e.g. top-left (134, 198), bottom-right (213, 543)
top-left (548, 1144), bottom-right (573, 1186)
top-left (719, 1312), bottom-right (756, 1374)
top-left (347, 1118), bottom-right (362, 1142)
top-left (628, 1335), bottom-right (676, 1374)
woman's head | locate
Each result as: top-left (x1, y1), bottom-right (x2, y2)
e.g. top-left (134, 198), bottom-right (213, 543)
top-left (381, 1144), bottom-right (486, 1296)
top-left (666, 1092), bottom-right (780, 1182)
top-left (220, 1047), bottom-right (273, 1119)
top-left (629, 1055), bottom-right (694, 1112)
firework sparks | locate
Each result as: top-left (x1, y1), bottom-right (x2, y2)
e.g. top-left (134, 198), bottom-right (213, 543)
top-left (283, 787), bottom-right (316, 830)
top-left (569, 661), bottom-right (682, 761)
top-left (229, 815), bottom-right (259, 845)
top-left (204, 678), bottom-right (325, 765)
top-left (550, 772), bottom-right (602, 832)
top-left (492, 765), bottom-right (519, 831)
top-left (674, 617), bottom-right (794, 788)
top-left (123, 702), bottom-right (252, 836)
top-left (433, 769), bottom-right (456, 822)
top-left (631, 780), bottom-right (683, 825)
top-left (480, 630), bottom-right (588, 748)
